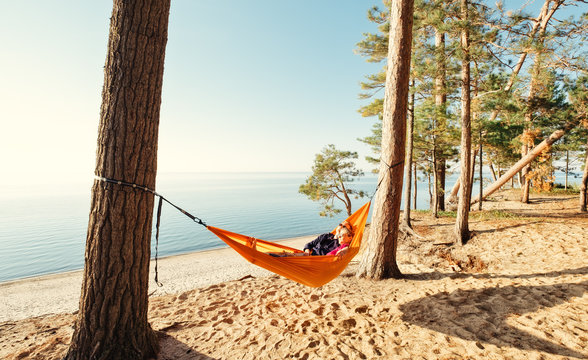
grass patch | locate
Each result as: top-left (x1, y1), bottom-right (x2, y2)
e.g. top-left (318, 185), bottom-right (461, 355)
top-left (471, 209), bottom-right (523, 221)
top-left (548, 187), bottom-right (580, 195)
top-left (412, 209), bottom-right (457, 218)
top-left (528, 183), bottom-right (581, 196)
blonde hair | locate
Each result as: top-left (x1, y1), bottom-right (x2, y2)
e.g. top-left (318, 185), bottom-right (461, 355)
top-left (337, 221), bottom-right (354, 237)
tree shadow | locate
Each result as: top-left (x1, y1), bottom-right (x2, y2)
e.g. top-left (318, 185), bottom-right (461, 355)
top-left (471, 221), bottom-right (541, 235)
top-left (403, 266), bottom-right (588, 282)
top-left (490, 209), bottom-right (586, 219)
top-left (156, 332), bottom-right (218, 360)
top-left (530, 196), bottom-right (576, 203)
top-left (399, 281), bottom-right (588, 358)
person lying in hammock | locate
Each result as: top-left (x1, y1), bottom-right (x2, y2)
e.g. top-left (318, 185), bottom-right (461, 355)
top-left (304, 221), bottom-right (353, 256)
top-left (269, 221), bottom-right (354, 257)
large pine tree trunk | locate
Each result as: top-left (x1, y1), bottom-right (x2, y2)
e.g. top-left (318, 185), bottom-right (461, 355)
top-left (455, 0), bottom-right (471, 246)
top-left (357, 0), bottom-right (414, 280)
top-left (580, 138), bottom-right (588, 212)
top-left (65, 1), bottom-right (170, 359)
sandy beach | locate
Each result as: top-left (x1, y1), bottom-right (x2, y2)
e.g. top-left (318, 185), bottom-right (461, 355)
top-left (1, 191), bottom-right (587, 359)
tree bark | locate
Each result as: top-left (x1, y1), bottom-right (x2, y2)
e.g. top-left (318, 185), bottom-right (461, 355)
top-left (431, 143), bottom-right (439, 216)
top-left (447, 177), bottom-right (460, 204)
top-left (472, 128), bottom-right (568, 204)
top-left (402, 79), bottom-right (416, 228)
top-left (488, 161), bottom-right (498, 182)
top-left (65, 1), bottom-right (170, 359)
top-left (478, 130), bottom-right (483, 210)
top-left (521, 135), bottom-right (533, 203)
top-left (357, 0), bottom-right (414, 280)
top-left (565, 150), bottom-right (569, 190)
top-left (580, 138), bottom-right (588, 212)
top-left (448, 150), bottom-right (477, 207)
top-left (455, 0), bottom-right (472, 246)
top-left (413, 161), bottom-right (418, 209)
top-left (434, 28), bottom-right (447, 212)
top-left (469, 148), bottom-right (477, 202)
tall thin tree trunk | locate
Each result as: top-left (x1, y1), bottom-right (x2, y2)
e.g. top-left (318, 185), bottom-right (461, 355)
top-left (357, 0), bottom-right (414, 280)
top-left (432, 144), bottom-right (439, 217)
top-left (428, 170), bottom-right (433, 206)
top-left (413, 162), bottom-right (418, 209)
top-left (521, 141), bottom-right (533, 202)
top-left (65, 1), bottom-right (171, 359)
top-left (489, 161), bottom-right (498, 182)
top-left (437, 160), bottom-right (446, 211)
top-left (469, 148), bottom-right (477, 204)
top-left (479, 129), bottom-right (483, 210)
top-left (402, 79), bottom-right (416, 228)
top-left (580, 138), bottom-right (588, 212)
top-left (455, 0), bottom-right (471, 246)
top-left (434, 28), bottom-right (447, 212)
top-left (565, 150), bottom-right (569, 190)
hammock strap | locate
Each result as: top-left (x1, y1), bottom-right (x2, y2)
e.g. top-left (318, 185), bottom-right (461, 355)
top-left (154, 196), bottom-right (163, 286)
top-left (94, 175), bottom-right (209, 287)
top-left (94, 176), bottom-right (207, 226)
top-left (372, 159), bottom-right (404, 200)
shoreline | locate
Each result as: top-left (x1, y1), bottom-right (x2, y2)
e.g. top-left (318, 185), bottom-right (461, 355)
top-left (0, 234), bottom-right (316, 323)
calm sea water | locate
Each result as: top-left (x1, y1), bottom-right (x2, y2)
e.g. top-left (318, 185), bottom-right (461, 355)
top-left (0, 171), bottom-right (578, 282)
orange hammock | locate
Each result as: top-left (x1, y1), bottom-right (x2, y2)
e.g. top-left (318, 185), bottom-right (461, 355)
top-left (207, 201), bottom-right (371, 287)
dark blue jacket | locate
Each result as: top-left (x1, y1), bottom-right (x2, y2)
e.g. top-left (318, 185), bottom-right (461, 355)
top-left (303, 233), bottom-right (339, 256)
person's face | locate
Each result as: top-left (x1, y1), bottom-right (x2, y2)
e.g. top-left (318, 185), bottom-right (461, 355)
top-left (338, 232), bottom-right (352, 245)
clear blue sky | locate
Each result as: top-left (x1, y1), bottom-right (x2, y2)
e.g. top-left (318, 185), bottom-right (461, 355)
top-left (0, 1), bottom-right (583, 192)
top-left (0, 0), bottom-right (383, 190)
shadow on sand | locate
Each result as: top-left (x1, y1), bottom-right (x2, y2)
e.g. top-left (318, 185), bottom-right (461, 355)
top-left (399, 280), bottom-right (588, 358)
top-left (156, 332), bottom-right (218, 360)
top-left (404, 266), bottom-right (588, 282)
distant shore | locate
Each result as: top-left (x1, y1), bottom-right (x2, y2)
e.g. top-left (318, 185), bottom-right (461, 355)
top-left (0, 234), bottom-right (314, 322)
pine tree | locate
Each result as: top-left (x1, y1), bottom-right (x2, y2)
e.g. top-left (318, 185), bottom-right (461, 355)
top-left (455, 0), bottom-right (472, 245)
top-left (357, 0), bottom-right (415, 280)
top-left (299, 145), bottom-right (366, 217)
top-left (65, 1), bottom-right (170, 359)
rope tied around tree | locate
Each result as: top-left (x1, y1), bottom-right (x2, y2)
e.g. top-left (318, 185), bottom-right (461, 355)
top-left (94, 175), bottom-right (208, 286)
top-left (371, 159), bottom-right (405, 200)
